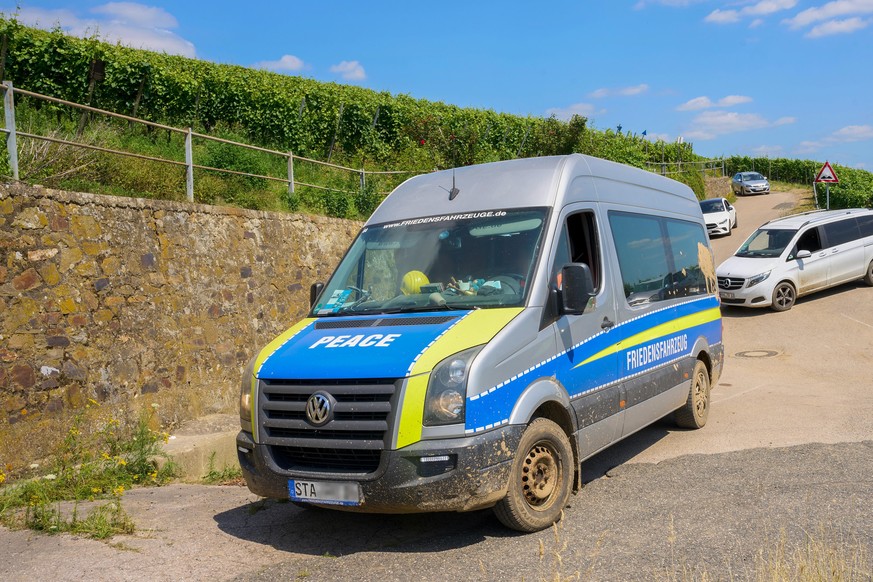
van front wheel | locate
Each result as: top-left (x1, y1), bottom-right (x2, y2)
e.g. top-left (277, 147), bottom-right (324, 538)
top-left (675, 360), bottom-right (710, 429)
top-left (771, 282), bottom-right (796, 311)
top-left (494, 418), bottom-right (573, 532)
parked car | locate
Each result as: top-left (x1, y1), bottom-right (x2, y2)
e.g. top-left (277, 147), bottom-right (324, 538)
top-left (731, 172), bottom-right (770, 196)
top-left (716, 209), bottom-right (873, 311)
top-left (700, 197), bottom-right (737, 237)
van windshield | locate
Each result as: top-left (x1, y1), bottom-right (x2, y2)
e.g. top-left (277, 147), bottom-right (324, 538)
top-left (312, 208), bottom-right (548, 316)
top-left (735, 228), bottom-right (797, 258)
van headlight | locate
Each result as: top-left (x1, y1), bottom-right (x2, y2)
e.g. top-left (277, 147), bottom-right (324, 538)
top-left (423, 346), bottom-right (482, 426)
top-left (747, 271), bottom-right (771, 288)
top-left (239, 356), bottom-right (257, 432)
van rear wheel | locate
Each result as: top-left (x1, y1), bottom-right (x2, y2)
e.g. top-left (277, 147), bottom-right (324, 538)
top-left (864, 260), bottom-right (873, 286)
top-left (494, 418), bottom-right (573, 532)
top-left (771, 282), bottom-right (796, 311)
top-left (675, 360), bottom-right (710, 429)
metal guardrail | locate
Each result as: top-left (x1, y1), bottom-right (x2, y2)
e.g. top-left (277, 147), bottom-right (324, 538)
top-left (1, 81), bottom-right (419, 202)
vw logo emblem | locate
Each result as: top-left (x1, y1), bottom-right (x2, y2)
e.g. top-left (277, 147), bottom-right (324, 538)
top-left (305, 392), bottom-right (332, 426)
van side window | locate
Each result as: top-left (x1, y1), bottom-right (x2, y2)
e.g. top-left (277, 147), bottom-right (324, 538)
top-left (792, 227), bottom-right (823, 258)
top-left (665, 220), bottom-right (708, 299)
top-left (823, 218), bottom-right (861, 247)
top-left (858, 215), bottom-right (873, 238)
top-left (551, 212), bottom-right (601, 290)
top-left (609, 212), bottom-right (671, 305)
top-left (609, 211), bottom-right (708, 305)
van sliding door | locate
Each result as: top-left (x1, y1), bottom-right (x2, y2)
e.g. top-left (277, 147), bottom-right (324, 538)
top-left (549, 206), bottom-right (622, 459)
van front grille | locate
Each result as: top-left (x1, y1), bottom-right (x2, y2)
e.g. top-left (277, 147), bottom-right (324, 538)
top-left (718, 276), bottom-right (745, 291)
top-left (258, 379), bottom-right (397, 474)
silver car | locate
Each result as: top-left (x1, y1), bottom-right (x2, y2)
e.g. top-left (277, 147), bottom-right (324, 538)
top-left (731, 171), bottom-right (770, 196)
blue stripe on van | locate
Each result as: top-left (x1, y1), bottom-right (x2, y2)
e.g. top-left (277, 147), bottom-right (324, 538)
top-left (465, 295), bottom-right (721, 433)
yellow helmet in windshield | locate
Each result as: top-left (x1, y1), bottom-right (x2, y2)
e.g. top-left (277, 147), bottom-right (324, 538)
top-left (400, 270), bottom-right (429, 295)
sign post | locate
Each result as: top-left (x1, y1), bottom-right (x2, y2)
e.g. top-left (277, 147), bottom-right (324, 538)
top-left (814, 161), bottom-right (839, 209)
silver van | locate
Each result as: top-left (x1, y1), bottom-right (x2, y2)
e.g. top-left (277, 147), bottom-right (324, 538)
top-left (237, 154), bottom-right (724, 532)
top-left (717, 209), bottom-right (873, 311)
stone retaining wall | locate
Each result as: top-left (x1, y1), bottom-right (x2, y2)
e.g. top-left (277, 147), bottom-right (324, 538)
top-left (1, 183), bottom-right (360, 432)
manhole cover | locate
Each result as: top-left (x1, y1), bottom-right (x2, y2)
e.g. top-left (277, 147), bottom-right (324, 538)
top-left (735, 350), bottom-right (780, 358)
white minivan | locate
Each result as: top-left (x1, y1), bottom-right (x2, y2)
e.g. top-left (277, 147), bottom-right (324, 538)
top-left (717, 209), bottom-right (873, 311)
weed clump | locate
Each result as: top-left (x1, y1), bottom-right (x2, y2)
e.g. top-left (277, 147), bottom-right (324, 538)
top-left (0, 402), bottom-right (177, 538)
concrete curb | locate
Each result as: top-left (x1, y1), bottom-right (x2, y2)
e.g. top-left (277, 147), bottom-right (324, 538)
top-left (160, 413), bottom-right (240, 480)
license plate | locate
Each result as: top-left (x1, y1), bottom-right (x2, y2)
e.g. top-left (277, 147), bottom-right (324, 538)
top-left (721, 292), bottom-right (734, 299)
top-left (289, 479), bottom-right (362, 506)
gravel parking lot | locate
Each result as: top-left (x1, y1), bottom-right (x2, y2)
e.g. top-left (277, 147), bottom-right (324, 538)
top-left (3, 186), bottom-right (872, 582)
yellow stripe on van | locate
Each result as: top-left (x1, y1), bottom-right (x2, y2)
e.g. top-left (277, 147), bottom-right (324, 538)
top-left (250, 318), bottom-right (316, 443)
top-left (572, 307), bottom-right (721, 369)
top-left (396, 308), bottom-right (523, 449)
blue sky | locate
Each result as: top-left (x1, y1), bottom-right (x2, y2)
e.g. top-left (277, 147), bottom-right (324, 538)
top-left (5, 1), bottom-right (873, 170)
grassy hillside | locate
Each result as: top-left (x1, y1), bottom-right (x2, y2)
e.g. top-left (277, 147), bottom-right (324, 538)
top-left (0, 16), bottom-right (869, 214)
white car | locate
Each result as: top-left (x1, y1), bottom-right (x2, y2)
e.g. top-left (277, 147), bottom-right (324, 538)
top-left (717, 209), bottom-right (873, 311)
top-left (700, 198), bottom-right (737, 237)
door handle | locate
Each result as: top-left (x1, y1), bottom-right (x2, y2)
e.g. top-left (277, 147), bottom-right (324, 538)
top-left (601, 317), bottom-right (614, 330)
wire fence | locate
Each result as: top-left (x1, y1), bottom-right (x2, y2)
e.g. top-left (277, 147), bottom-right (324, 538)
top-left (645, 158), bottom-right (726, 178)
top-left (1, 81), bottom-right (420, 203)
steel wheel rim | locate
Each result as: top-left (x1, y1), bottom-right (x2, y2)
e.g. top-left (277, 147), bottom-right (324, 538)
top-left (520, 442), bottom-right (561, 509)
top-left (693, 368), bottom-right (708, 417)
top-left (775, 285), bottom-right (794, 308)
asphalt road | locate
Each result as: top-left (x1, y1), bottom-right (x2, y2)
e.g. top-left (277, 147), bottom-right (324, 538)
top-left (3, 186), bottom-right (872, 581)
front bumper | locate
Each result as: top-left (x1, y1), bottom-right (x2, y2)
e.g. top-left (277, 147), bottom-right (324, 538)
top-left (237, 424), bottom-right (524, 513)
top-left (717, 286), bottom-right (772, 307)
top-left (706, 223), bottom-right (731, 236)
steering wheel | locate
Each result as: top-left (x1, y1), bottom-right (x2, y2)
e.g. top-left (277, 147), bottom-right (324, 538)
top-left (484, 273), bottom-right (525, 295)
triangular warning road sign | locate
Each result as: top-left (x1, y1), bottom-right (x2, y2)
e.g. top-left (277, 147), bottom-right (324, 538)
top-left (815, 161), bottom-right (839, 183)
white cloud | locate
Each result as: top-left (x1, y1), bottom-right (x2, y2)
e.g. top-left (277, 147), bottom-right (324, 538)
top-left (796, 140), bottom-right (823, 154)
top-left (91, 2), bottom-right (177, 29)
top-left (11, 3), bottom-right (195, 57)
top-left (677, 95), bottom-right (752, 111)
top-left (806, 16), bottom-right (870, 36)
top-left (719, 95), bottom-right (754, 107)
top-left (254, 54), bottom-right (305, 73)
top-left (588, 84), bottom-right (649, 99)
top-left (705, 9), bottom-right (741, 23)
top-left (684, 110), bottom-right (793, 140)
top-left (330, 60), bottom-right (366, 81)
top-left (784, 0), bottom-right (873, 29)
top-left (830, 124), bottom-right (873, 141)
top-left (677, 96), bottom-right (715, 111)
top-left (745, 0), bottom-right (798, 16)
top-left (752, 144), bottom-right (786, 156)
top-left (707, 0), bottom-right (797, 25)
top-left (645, 132), bottom-right (672, 142)
top-left (773, 116), bottom-right (797, 126)
top-left (545, 102), bottom-right (602, 121)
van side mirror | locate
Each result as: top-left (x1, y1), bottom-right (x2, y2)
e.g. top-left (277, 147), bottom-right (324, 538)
top-left (560, 263), bottom-right (595, 315)
top-left (795, 249), bottom-right (811, 260)
top-left (310, 282), bottom-right (324, 308)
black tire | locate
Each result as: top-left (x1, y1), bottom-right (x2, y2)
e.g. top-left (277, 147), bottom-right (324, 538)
top-left (863, 260), bottom-right (873, 286)
top-left (494, 418), bottom-right (573, 533)
top-left (771, 281), bottom-right (796, 312)
top-left (675, 360), bottom-right (710, 429)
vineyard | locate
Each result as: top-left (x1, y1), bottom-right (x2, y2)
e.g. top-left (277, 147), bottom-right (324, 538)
top-left (0, 16), bottom-right (871, 214)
